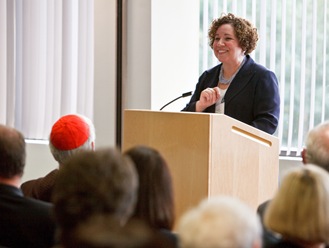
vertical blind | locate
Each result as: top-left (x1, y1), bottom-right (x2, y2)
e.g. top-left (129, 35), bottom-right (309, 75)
top-left (200, 0), bottom-right (329, 156)
top-left (0, 0), bottom-right (94, 140)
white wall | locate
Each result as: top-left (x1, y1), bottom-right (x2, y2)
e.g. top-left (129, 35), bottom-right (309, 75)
top-left (93, 0), bottom-right (116, 148)
top-left (124, 0), bottom-right (151, 110)
top-left (279, 157), bottom-right (303, 184)
top-left (23, 141), bottom-right (57, 182)
top-left (124, 0), bottom-right (198, 111)
top-left (150, 0), bottom-right (199, 111)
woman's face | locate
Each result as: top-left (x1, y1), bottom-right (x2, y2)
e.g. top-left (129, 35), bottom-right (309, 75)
top-left (212, 24), bottom-right (244, 64)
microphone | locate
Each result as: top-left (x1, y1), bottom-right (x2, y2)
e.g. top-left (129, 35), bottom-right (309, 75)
top-left (160, 91), bottom-right (193, 111)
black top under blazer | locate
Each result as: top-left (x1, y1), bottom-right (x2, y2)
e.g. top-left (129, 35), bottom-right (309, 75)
top-left (182, 55), bottom-right (280, 135)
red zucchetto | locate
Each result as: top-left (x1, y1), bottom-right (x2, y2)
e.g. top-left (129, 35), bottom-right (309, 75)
top-left (50, 114), bottom-right (90, 150)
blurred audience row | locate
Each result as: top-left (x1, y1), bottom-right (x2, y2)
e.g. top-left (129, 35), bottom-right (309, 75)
top-left (1, 115), bottom-right (329, 248)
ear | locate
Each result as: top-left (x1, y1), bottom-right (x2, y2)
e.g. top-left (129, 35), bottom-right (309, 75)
top-left (301, 148), bottom-right (307, 165)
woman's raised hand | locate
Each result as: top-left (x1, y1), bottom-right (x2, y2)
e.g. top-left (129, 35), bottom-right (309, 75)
top-left (196, 87), bottom-right (220, 112)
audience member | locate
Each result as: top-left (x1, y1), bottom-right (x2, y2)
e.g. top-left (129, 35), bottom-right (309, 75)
top-left (301, 121), bottom-right (329, 171)
top-left (0, 124), bottom-right (55, 248)
top-left (52, 148), bottom-right (138, 247)
top-left (263, 164), bottom-right (329, 248)
top-left (257, 121), bottom-right (329, 245)
top-left (177, 196), bottom-right (262, 248)
top-left (124, 145), bottom-right (178, 247)
top-left (21, 114), bottom-right (95, 202)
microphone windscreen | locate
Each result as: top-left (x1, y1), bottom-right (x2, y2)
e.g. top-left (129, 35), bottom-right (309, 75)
top-left (182, 91), bottom-right (192, 97)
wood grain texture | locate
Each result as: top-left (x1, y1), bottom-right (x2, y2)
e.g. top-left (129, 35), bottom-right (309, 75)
top-left (122, 110), bottom-right (279, 228)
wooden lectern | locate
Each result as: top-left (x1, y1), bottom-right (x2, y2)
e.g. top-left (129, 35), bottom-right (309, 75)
top-left (122, 109), bottom-right (279, 226)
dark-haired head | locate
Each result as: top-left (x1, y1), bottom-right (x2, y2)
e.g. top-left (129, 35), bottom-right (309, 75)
top-left (53, 147), bottom-right (138, 238)
top-left (208, 13), bottom-right (258, 54)
top-left (124, 145), bottom-right (175, 230)
top-left (0, 124), bottom-right (25, 179)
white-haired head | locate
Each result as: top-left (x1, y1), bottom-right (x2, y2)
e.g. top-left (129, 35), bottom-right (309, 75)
top-left (177, 196), bottom-right (262, 248)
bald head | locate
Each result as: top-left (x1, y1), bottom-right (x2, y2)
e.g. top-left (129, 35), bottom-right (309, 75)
top-left (304, 121), bottom-right (329, 172)
top-left (0, 124), bottom-right (26, 179)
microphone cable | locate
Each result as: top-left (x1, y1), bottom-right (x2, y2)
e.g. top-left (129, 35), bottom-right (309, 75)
top-left (160, 91), bottom-right (192, 111)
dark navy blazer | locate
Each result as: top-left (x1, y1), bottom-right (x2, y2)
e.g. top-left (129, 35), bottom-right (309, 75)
top-left (182, 55), bottom-right (280, 135)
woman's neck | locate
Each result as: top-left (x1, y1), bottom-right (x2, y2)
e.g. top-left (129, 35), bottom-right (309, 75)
top-left (221, 56), bottom-right (246, 79)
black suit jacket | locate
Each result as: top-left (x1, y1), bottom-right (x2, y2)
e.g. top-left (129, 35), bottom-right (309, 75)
top-left (0, 184), bottom-right (55, 248)
top-left (182, 55), bottom-right (280, 135)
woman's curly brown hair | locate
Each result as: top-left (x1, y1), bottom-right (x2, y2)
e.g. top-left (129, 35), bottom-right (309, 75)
top-left (208, 13), bottom-right (258, 55)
